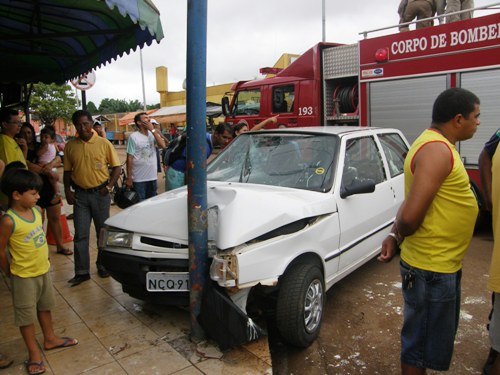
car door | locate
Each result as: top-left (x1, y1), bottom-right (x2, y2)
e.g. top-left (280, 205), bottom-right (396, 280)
top-left (333, 133), bottom-right (397, 278)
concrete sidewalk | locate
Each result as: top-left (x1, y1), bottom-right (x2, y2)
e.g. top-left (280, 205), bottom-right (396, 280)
top-left (0, 199), bottom-right (272, 374)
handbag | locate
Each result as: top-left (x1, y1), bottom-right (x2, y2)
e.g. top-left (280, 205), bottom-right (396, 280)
top-left (113, 167), bottom-right (139, 209)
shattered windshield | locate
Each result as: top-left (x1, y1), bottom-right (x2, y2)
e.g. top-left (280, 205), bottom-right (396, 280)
top-left (207, 132), bottom-right (339, 192)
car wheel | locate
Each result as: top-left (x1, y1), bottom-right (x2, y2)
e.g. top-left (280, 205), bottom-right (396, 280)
top-left (276, 263), bottom-right (324, 347)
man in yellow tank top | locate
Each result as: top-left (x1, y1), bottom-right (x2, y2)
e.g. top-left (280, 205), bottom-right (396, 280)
top-left (483, 126), bottom-right (500, 374)
top-left (378, 88), bottom-right (480, 374)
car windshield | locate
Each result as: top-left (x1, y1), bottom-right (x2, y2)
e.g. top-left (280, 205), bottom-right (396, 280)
top-left (207, 132), bottom-right (339, 192)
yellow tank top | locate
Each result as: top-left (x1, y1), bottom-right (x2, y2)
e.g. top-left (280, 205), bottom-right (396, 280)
top-left (400, 129), bottom-right (478, 273)
top-left (488, 147), bottom-right (500, 292)
top-left (6, 207), bottom-right (50, 277)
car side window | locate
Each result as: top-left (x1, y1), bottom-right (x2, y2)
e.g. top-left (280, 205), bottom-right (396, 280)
top-left (342, 136), bottom-right (386, 189)
top-left (378, 133), bottom-right (408, 177)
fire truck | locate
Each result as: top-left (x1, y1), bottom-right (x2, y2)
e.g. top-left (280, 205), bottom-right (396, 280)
top-left (221, 6), bottom-right (500, 212)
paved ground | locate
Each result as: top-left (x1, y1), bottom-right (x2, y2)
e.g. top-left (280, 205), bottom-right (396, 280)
top-left (270, 226), bottom-right (495, 375)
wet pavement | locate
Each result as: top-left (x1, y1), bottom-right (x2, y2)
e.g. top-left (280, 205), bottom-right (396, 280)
top-left (270, 227), bottom-right (495, 374)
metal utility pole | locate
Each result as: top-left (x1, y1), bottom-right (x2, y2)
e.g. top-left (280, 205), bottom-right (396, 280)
top-left (186, 0), bottom-right (208, 341)
top-left (140, 49), bottom-right (147, 111)
top-left (322, 0), bottom-right (326, 42)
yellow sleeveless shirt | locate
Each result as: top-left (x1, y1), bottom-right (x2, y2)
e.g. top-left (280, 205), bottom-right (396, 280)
top-left (488, 145), bottom-right (500, 292)
top-left (6, 207), bottom-right (50, 277)
top-left (400, 129), bottom-right (478, 273)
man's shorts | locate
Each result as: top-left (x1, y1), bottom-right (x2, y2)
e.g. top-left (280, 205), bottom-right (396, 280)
top-left (490, 292), bottom-right (500, 352)
top-left (400, 260), bottom-right (461, 371)
top-left (11, 272), bottom-right (55, 327)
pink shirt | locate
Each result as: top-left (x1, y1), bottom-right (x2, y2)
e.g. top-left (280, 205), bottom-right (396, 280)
top-left (38, 143), bottom-right (57, 164)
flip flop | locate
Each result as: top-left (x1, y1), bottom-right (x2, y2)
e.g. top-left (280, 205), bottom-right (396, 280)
top-left (44, 337), bottom-right (78, 351)
top-left (24, 360), bottom-right (45, 375)
top-left (0, 355), bottom-right (13, 369)
top-left (56, 248), bottom-right (73, 255)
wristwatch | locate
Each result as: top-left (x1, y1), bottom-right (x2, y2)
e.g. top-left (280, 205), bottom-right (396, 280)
top-left (151, 128), bottom-right (156, 133)
top-left (106, 185), bottom-right (113, 193)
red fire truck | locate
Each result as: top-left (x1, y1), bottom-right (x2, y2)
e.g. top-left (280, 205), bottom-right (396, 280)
top-left (221, 7), bottom-right (500, 212)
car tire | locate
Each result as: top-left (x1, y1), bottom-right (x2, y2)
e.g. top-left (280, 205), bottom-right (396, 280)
top-left (276, 263), bottom-right (324, 347)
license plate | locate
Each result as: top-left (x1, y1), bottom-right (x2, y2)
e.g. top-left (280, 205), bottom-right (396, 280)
top-left (146, 272), bottom-right (189, 292)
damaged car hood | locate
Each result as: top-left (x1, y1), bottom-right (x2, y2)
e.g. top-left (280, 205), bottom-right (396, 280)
top-left (105, 182), bottom-right (338, 249)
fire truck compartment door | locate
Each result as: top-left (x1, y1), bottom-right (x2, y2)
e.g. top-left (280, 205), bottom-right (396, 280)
top-left (460, 69), bottom-right (500, 166)
top-left (369, 75), bottom-right (446, 144)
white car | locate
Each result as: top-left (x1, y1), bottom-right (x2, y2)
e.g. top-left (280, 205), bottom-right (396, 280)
top-left (100, 126), bottom-right (409, 347)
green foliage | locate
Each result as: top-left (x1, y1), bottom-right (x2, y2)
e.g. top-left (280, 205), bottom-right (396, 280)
top-left (30, 83), bottom-right (77, 126)
top-left (128, 99), bottom-right (143, 111)
top-left (147, 103), bottom-right (161, 110)
top-left (98, 98), bottom-right (145, 114)
top-left (86, 101), bottom-right (98, 114)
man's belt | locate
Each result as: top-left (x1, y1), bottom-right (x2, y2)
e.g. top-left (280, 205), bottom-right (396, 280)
top-left (74, 181), bottom-right (108, 193)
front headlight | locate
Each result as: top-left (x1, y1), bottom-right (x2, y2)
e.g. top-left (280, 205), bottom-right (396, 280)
top-left (104, 230), bottom-right (133, 248)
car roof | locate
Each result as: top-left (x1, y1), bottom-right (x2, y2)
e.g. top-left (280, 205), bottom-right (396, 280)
top-left (256, 126), bottom-right (390, 137)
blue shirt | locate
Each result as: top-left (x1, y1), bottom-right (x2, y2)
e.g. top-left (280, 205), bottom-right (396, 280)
top-left (170, 133), bottom-right (213, 172)
top-left (484, 128), bottom-right (500, 158)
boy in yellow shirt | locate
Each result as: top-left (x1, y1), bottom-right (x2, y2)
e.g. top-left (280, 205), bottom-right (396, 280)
top-left (0, 168), bottom-right (78, 375)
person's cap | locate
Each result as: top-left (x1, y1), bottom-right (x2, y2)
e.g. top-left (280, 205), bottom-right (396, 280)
top-left (237, 119), bottom-right (249, 126)
top-left (93, 120), bottom-right (102, 126)
top-left (150, 118), bottom-right (159, 125)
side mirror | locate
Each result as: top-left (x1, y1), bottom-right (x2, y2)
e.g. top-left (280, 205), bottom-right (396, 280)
top-left (340, 179), bottom-right (376, 199)
top-left (221, 97), bottom-right (230, 117)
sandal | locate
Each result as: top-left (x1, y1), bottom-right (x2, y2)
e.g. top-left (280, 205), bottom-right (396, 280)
top-left (56, 248), bottom-right (73, 255)
top-left (0, 354), bottom-right (13, 369)
top-left (44, 337), bottom-right (78, 351)
top-left (24, 360), bottom-right (45, 375)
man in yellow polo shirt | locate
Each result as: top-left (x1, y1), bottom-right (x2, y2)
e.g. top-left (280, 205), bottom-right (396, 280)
top-left (0, 108), bottom-right (27, 210)
top-left (63, 110), bottom-right (121, 286)
top-left (378, 88), bottom-right (480, 374)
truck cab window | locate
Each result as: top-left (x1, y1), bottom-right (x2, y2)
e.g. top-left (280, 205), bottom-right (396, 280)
top-left (235, 89), bottom-right (261, 116)
top-left (272, 85), bottom-right (295, 113)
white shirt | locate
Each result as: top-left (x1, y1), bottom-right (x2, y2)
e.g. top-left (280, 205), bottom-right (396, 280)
top-left (127, 131), bottom-right (157, 182)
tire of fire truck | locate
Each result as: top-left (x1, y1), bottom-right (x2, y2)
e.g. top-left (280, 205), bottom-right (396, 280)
top-left (275, 263), bottom-right (325, 347)
top-left (470, 180), bottom-right (489, 230)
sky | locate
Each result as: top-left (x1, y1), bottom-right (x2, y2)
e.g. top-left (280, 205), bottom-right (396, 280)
top-left (84, 0), bottom-right (496, 108)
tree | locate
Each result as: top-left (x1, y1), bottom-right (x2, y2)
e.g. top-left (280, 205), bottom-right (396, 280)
top-left (87, 101), bottom-right (98, 114)
top-left (30, 83), bottom-right (77, 125)
top-left (127, 99), bottom-right (143, 111)
top-left (99, 98), bottom-right (131, 113)
top-left (147, 103), bottom-right (161, 110)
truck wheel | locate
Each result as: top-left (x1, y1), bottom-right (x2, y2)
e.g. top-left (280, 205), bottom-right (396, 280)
top-left (276, 263), bottom-right (324, 347)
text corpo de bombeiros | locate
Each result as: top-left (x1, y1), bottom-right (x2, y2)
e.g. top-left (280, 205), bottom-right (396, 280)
top-left (391, 23), bottom-right (500, 55)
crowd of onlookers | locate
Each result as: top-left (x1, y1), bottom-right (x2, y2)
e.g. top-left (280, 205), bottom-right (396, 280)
top-left (0, 106), bottom-right (283, 373)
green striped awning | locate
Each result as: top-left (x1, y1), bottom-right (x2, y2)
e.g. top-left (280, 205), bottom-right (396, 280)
top-left (0, 0), bottom-right (164, 84)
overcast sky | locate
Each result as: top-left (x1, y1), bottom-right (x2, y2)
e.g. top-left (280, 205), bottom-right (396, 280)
top-left (84, 0), bottom-right (496, 107)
